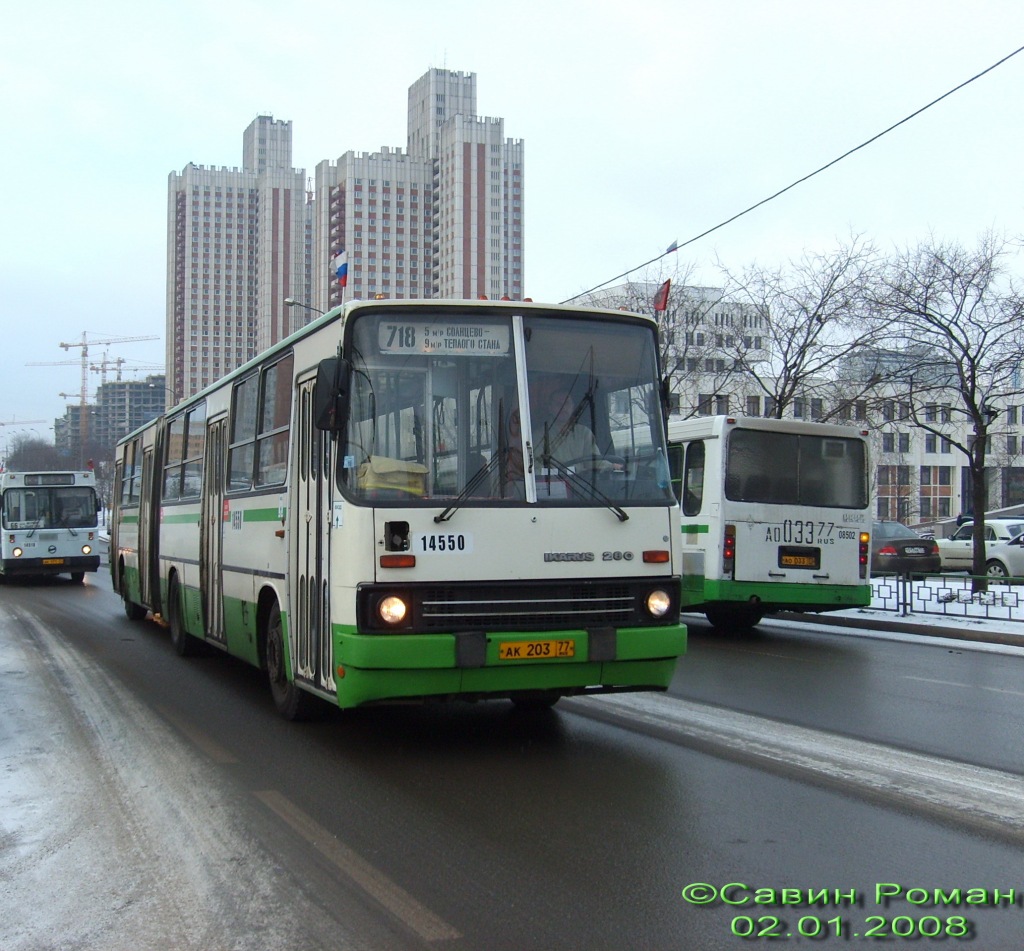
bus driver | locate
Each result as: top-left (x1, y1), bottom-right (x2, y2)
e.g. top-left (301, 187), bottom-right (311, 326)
top-left (505, 375), bottom-right (620, 483)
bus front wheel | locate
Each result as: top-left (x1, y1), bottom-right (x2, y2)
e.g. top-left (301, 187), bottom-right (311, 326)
top-left (265, 602), bottom-right (320, 721)
top-left (120, 566), bottom-right (148, 620)
top-left (167, 576), bottom-right (199, 656)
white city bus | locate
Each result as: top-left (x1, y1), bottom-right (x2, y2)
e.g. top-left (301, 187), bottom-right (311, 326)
top-left (111, 299), bottom-right (687, 717)
top-left (667, 415), bottom-right (871, 629)
top-left (0, 469), bottom-right (102, 583)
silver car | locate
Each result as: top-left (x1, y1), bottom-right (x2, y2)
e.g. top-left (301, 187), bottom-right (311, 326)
top-left (935, 518), bottom-right (1024, 571)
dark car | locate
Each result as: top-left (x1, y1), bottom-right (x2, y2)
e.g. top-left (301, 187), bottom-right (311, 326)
top-left (871, 521), bottom-right (941, 576)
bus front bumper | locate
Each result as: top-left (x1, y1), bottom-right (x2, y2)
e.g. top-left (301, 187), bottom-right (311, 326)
top-left (330, 624), bottom-right (687, 709)
top-left (1, 555), bottom-right (101, 577)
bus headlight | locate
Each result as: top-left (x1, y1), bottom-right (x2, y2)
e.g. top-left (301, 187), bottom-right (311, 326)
top-left (646, 589), bottom-right (671, 618)
top-left (378, 595), bottom-right (408, 625)
top-left (12, 547), bottom-right (23, 558)
top-left (81, 545), bottom-right (92, 555)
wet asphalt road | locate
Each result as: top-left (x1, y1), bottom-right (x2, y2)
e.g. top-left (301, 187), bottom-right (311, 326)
top-left (1, 575), bottom-right (1022, 950)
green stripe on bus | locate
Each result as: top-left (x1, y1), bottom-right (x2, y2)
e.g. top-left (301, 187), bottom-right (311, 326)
top-left (162, 512), bottom-right (199, 524)
top-left (243, 507), bottom-right (285, 522)
top-left (159, 507), bottom-right (283, 524)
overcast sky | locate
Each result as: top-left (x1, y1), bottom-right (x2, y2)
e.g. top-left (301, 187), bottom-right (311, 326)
top-left (2, 0), bottom-right (1023, 437)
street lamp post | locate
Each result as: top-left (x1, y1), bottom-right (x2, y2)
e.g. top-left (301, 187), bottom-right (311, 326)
top-left (284, 298), bottom-right (325, 317)
top-left (149, 383), bottom-right (178, 407)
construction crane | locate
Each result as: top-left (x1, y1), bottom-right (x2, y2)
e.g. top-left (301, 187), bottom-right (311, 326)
top-left (90, 354), bottom-right (126, 385)
top-left (89, 355), bottom-right (165, 386)
top-left (55, 332), bottom-right (159, 457)
top-left (60, 333), bottom-right (160, 402)
top-left (0, 419), bottom-right (47, 427)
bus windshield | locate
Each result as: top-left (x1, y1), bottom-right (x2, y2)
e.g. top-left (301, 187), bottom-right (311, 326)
top-left (2, 486), bottom-right (98, 530)
top-left (339, 307), bottom-right (674, 506)
top-left (724, 429), bottom-right (868, 508)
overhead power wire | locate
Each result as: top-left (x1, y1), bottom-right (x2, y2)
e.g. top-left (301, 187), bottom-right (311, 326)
top-left (562, 44), bottom-right (1024, 304)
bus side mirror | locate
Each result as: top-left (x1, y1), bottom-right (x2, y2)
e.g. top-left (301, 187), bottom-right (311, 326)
top-left (314, 357), bottom-right (347, 431)
top-left (660, 377), bottom-right (672, 421)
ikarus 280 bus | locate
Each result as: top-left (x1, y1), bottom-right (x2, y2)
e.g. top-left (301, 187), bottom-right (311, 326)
top-left (667, 415), bottom-right (871, 630)
top-left (111, 299), bottom-right (687, 717)
top-left (0, 469), bottom-right (102, 583)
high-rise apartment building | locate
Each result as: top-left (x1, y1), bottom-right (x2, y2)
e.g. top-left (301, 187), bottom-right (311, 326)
top-left (166, 71), bottom-right (524, 398)
top-left (313, 147), bottom-right (434, 310)
top-left (166, 116), bottom-right (313, 401)
top-left (313, 68), bottom-right (525, 310)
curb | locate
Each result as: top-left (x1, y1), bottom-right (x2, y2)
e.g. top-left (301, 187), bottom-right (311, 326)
top-left (778, 611), bottom-right (1024, 649)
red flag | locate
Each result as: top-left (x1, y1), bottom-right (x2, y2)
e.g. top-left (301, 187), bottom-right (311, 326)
top-left (653, 279), bottom-right (671, 312)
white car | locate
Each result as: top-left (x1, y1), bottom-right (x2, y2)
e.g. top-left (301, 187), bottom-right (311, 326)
top-left (935, 518), bottom-right (1024, 571)
top-left (982, 533), bottom-right (1024, 580)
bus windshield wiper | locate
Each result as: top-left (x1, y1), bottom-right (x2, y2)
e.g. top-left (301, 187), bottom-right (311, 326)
top-left (434, 453), bottom-right (502, 523)
top-left (539, 454), bottom-right (629, 522)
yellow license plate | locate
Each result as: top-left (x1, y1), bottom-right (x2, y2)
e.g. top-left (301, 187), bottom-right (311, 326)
top-left (42, 558), bottom-right (65, 565)
top-left (499, 639), bottom-right (575, 660)
top-left (781, 554), bottom-right (816, 567)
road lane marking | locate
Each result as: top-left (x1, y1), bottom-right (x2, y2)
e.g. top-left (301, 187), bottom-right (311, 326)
top-left (903, 675), bottom-right (1024, 698)
top-left (253, 789), bottom-right (460, 942)
top-left (573, 693), bottom-right (1024, 839)
top-left (155, 705), bottom-right (239, 763)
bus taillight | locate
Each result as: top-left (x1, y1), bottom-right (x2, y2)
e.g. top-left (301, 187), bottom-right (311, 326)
top-left (859, 532), bottom-right (870, 579)
top-left (722, 524), bottom-right (736, 578)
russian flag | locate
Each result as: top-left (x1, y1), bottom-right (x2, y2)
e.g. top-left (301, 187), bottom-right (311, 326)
top-left (332, 249), bottom-right (348, 288)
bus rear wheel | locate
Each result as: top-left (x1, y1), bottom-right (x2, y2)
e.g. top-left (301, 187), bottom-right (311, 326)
top-left (704, 605), bottom-right (764, 631)
top-left (69, 571), bottom-right (85, 585)
top-left (265, 602), bottom-right (320, 721)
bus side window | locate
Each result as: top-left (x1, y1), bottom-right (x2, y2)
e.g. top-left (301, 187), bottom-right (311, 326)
top-left (682, 440), bottom-right (704, 516)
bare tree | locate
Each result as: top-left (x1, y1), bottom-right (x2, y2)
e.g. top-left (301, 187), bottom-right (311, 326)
top-left (717, 237), bottom-right (883, 419)
top-left (870, 233), bottom-right (1024, 587)
top-left (4, 434), bottom-right (65, 471)
top-left (580, 268), bottom-right (742, 418)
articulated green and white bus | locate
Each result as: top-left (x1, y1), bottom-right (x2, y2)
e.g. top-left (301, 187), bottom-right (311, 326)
top-left (111, 299), bottom-right (686, 717)
top-left (667, 415), bottom-right (872, 630)
top-left (0, 469), bottom-right (102, 583)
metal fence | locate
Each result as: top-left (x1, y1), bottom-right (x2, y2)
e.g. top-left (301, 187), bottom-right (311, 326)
top-left (870, 573), bottom-right (1024, 623)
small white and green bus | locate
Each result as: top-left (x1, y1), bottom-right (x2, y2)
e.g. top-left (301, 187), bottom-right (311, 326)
top-left (667, 415), bottom-right (872, 630)
top-left (0, 469), bottom-right (102, 583)
top-left (111, 299), bottom-right (687, 717)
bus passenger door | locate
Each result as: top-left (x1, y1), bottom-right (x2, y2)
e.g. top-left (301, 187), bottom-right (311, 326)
top-left (292, 377), bottom-right (333, 694)
top-left (139, 447), bottom-right (156, 608)
top-left (201, 416), bottom-right (227, 645)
